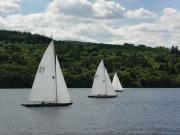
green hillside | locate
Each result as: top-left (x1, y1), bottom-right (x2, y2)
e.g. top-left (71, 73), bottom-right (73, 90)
top-left (0, 30), bottom-right (180, 88)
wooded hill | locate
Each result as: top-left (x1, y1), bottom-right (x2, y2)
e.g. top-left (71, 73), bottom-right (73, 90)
top-left (0, 30), bottom-right (180, 88)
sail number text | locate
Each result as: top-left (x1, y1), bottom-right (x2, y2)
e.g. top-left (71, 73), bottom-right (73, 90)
top-left (38, 66), bottom-right (45, 74)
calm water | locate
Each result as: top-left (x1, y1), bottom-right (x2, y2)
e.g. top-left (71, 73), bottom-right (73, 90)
top-left (0, 88), bottom-right (180, 135)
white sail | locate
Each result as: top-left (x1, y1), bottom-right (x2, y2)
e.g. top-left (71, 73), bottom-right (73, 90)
top-left (112, 73), bottom-right (123, 91)
top-left (56, 56), bottom-right (72, 103)
top-left (90, 60), bottom-right (106, 96)
top-left (90, 59), bottom-right (117, 97)
top-left (105, 69), bottom-right (116, 95)
top-left (29, 41), bottom-right (56, 102)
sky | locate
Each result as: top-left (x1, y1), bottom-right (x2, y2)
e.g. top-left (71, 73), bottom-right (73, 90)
top-left (0, 0), bottom-right (180, 48)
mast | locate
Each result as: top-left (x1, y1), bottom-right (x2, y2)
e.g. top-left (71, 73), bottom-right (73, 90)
top-left (116, 73), bottom-right (118, 89)
top-left (53, 40), bottom-right (58, 103)
top-left (103, 60), bottom-right (108, 95)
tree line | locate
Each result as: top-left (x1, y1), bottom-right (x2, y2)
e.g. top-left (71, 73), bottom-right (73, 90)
top-left (0, 30), bottom-right (180, 88)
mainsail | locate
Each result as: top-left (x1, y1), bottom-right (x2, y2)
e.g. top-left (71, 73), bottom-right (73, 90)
top-left (89, 59), bottom-right (117, 98)
top-left (112, 73), bottom-right (123, 92)
top-left (22, 41), bottom-right (72, 107)
top-left (29, 41), bottom-right (56, 102)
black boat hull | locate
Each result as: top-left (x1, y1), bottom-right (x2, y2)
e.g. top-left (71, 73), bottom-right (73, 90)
top-left (115, 90), bottom-right (123, 92)
top-left (21, 103), bottom-right (73, 107)
top-left (88, 95), bottom-right (117, 98)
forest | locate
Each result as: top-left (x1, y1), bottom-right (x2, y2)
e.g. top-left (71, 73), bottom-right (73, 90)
top-left (0, 30), bottom-right (180, 88)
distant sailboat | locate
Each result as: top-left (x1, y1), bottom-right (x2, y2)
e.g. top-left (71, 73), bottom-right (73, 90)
top-left (22, 41), bottom-right (72, 107)
top-left (88, 59), bottom-right (117, 98)
top-left (112, 73), bottom-right (123, 92)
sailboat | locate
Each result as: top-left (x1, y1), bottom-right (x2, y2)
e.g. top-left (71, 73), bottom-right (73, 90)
top-left (88, 59), bottom-right (117, 98)
top-left (112, 73), bottom-right (123, 92)
top-left (22, 41), bottom-right (72, 107)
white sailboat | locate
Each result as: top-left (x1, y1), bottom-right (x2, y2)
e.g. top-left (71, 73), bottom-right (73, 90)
top-left (22, 41), bottom-right (72, 107)
top-left (89, 59), bottom-right (117, 98)
top-left (112, 73), bottom-right (123, 92)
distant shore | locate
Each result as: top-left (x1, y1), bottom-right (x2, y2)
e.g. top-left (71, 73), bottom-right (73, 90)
top-left (0, 30), bottom-right (180, 88)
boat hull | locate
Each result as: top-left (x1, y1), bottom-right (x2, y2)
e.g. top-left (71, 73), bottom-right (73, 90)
top-left (88, 95), bottom-right (117, 98)
top-left (115, 90), bottom-right (123, 92)
top-left (21, 102), bottom-right (73, 107)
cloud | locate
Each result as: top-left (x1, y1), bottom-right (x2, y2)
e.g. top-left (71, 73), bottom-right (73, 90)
top-left (162, 8), bottom-right (177, 15)
top-left (126, 8), bottom-right (157, 19)
top-left (47, 0), bottom-right (93, 17)
top-left (93, 0), bottom-right (125, 18)
top-left (160, 8), bottom-right (180, 24)
top-left (0, 0), bottom-right (179, 48)
top-left (112, 8), bottom-right (180, 47)
top-left (47, 0), bottom-right (125, 19)
top-left (0, 0), bottom-right (21, 15)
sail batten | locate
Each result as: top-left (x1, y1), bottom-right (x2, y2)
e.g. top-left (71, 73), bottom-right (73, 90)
top-left (89, 59), bottom-right (117, 98)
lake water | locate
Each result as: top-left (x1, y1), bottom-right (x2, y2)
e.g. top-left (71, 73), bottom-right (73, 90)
top-left (0, 88), bottom-right (180, 135)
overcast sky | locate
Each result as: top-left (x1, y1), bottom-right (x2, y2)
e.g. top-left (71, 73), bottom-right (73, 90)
top-left (0, 0), bottom-right (180, 47)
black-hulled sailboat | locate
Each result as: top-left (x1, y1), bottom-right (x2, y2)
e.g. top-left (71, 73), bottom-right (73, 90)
top-left (88, 59), bottom-right (117, 98)
top-left (112, 73), bottom-right (123, 92)
top-left (21, 41), bottom-right (72, 107)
